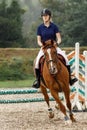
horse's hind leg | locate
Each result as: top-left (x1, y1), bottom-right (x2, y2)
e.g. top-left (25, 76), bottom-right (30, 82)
top-left (50, 89), bottom-right (69, 120)
top-left (40, 85), bottom-right (54, 118)
top-left (64, 88), bottom-right (76, 122)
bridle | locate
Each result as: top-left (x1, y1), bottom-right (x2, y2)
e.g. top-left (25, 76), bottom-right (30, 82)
top-left (43, 45), bottom-right (62, 91)
top-left (46, 59), bottom-right (56, 65)
top-left (43, 45), bottom-right (59, 75)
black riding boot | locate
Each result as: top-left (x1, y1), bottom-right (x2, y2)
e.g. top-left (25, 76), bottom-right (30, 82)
top-left (32, 69), bottom-right (40, 89)
top-left (66, 65), bottom-right (78, 86)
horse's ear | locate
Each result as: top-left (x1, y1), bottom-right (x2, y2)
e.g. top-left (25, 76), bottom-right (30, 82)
top-left (43, 41), bottom-right (45, 46)
top-left (51, 40), bottom-right (54, 45)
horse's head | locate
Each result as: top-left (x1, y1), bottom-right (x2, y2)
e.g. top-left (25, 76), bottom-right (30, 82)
top-left (43, 40), bottom-right (58, 75)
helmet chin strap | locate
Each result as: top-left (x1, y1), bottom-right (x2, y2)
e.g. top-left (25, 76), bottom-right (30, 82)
top-left (44, 17), bottom-right (51, 25)
top-left (44, 21), bottom-right (50, 27)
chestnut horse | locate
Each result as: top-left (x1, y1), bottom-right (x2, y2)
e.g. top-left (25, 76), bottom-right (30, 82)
top-left (40, 40), bottom-right (76, 123)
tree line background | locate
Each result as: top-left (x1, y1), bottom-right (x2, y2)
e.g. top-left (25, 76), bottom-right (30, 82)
top-left (0, 0), bottom-right (87, 81)
top-left (0, 0), bottom-right (87, 48)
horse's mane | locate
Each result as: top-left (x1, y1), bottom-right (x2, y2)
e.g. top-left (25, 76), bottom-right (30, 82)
top-left (43, 40), bottom-right (54, 49)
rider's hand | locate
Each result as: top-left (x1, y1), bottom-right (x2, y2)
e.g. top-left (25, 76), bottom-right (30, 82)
top-left (54, 42), bottom-right (58, 48)
top-left (56, 40), bottom-right (61, 45)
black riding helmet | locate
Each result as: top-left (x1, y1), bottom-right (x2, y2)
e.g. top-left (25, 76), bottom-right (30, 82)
top-left (41, 8), bottom-right (51, 17)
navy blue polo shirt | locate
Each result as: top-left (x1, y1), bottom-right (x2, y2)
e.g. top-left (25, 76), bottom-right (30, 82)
top-left (37, 22), bottom-right (60, 42)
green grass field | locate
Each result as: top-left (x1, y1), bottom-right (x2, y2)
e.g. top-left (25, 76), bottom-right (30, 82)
top-left (0, 77), bottom-right (35, 89)
top-left (0, 47), bottom-right (87, 89)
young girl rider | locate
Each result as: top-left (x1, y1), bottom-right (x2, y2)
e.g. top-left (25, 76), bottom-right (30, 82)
top-left (32, 8), bottom-right (78, 88)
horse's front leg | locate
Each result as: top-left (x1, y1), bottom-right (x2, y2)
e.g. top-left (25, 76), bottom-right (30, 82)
top-left (64, 89), bottom-right (76, 122)
top-left (40, 85), bottom-right (54, 118)
top-left (50, 89), bottom-right (70, 122)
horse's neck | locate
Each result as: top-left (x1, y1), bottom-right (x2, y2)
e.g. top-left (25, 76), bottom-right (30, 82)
top-left (43, 61), bottom-right (50, 75)
top-left (57, 60), bottom-right (62, 71)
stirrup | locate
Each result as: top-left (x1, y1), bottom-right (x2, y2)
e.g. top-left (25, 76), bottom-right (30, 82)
top-left (70, 77), bottom-right (78, 85)
top-left (32, 80), bottom-right (40, 89)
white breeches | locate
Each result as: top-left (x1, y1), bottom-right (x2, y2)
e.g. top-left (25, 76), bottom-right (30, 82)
top-left (35, 47), bottom-right (69, 69)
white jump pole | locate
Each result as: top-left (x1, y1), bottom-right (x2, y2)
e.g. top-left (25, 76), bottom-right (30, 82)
top-left (72, 42), bottom-right (82, 110)
top-left (83, 51), bottom-right (87, 108)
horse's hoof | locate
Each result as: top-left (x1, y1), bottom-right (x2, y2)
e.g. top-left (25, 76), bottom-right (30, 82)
top-left (70, 115), bottom-right (76, 122)
top-left (65, 120), bottom-right (72, 125)
top-left (48, 112), bottom-right (54, 118)
top-left (72, 118), bottom-right (76, 122)
top-left (55, 104), bottom-right (59, 110)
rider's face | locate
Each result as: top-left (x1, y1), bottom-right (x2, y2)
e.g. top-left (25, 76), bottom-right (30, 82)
top-left (42, 15), bottom-right (50, 23)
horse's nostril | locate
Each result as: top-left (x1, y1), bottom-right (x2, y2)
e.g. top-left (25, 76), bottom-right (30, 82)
top-left (50, 67), bottom-right (57, 74)
top-left (53, 67), bottom-right (55, 71)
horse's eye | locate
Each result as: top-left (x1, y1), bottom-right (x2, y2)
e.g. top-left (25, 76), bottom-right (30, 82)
top-left (53, 52), bottom-right (56, 55)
